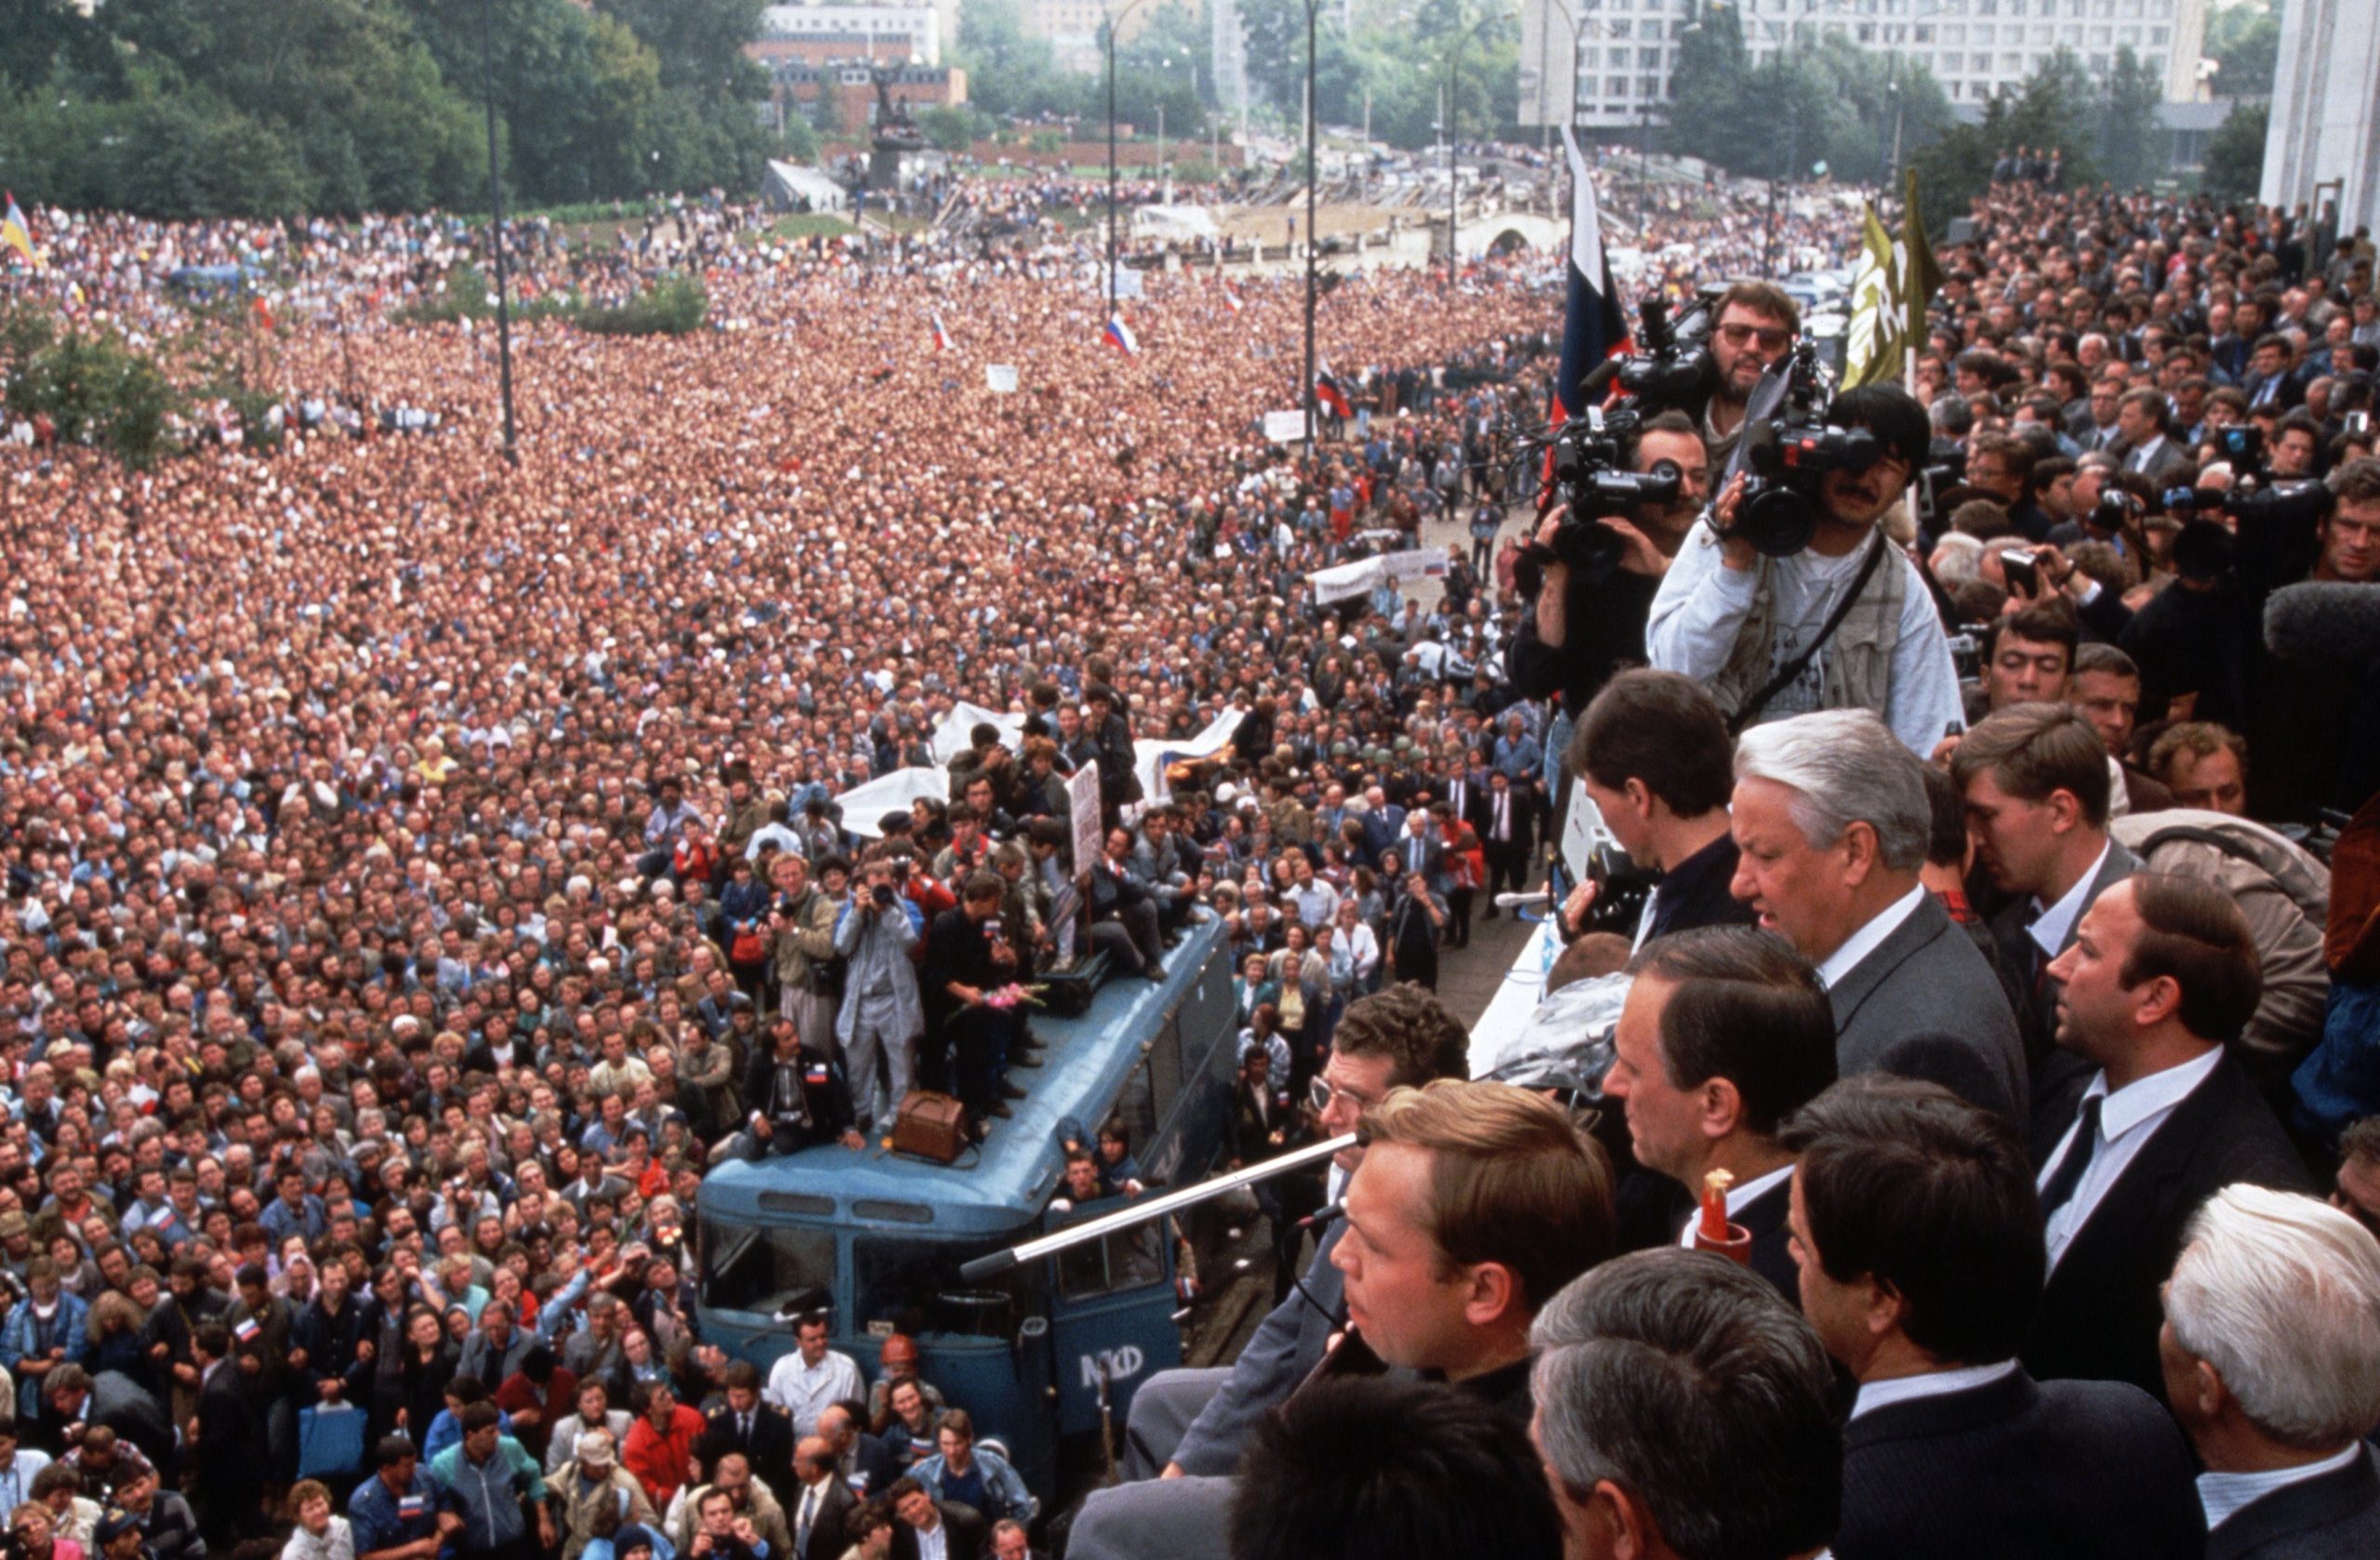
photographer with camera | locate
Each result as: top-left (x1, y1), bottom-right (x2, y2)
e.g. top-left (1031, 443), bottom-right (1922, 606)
top-left (829, 857), bottom-right (925, 1135)
top-left (1509, 411), bottom-right (1710, 716)
top-left (1647, 377), bottom-right (1963, 756)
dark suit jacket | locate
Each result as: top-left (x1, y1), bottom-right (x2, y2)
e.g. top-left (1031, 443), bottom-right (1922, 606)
top-left (1171, 1222), bottom-right (1347, 1475)
top-left (792, 1475), bottom-right (858, 1560)
top-left (1670, 1170), bottom-right (1796, 1302)
top-left (2022, 1052), bottom-right (2311, 1401)
top-left (1831, 892), bottom-right (2027, 1119)
top-left (1470, 788), bottom-right (1534, 858)
top-left (2208, 1446), bottom-right (2380, 1560)
top-left (1987, 839), bottom-right (2139, 1110)
top-left (1837, 1367), bottom-right (2203, 1560)
top-left (88, 1368), bottom-right (177, 1471)
top-left (1641, 831), bottom-right (1756, 943)
top-left (890, 1502), bottom-right (984, 1560)
top-left (698, 1401), bottom-right (797, 1503)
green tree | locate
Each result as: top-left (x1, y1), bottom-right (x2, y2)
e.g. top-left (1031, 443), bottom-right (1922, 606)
top-left (2205, 2), bottom-right (2280, 99)
top-left (918, 104), bottom-right (979, 153)
top-left (2202, 99), bottom-right (2268, 203)
top-left (2094, 45), bottom-right (2164, 191)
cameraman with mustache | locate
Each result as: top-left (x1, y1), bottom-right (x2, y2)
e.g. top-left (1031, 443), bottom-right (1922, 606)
top-left (1647, 383), bottom-right (1964, 756)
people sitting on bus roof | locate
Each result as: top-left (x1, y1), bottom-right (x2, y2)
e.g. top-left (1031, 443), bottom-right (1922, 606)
top-left (736, 1017), bottom-right (865, 1162)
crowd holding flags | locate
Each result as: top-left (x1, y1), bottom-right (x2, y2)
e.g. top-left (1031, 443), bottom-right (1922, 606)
top-left (1842, 166), bottom-right (1945, 390)
top-left (3, 193), bottom-right (36, 269)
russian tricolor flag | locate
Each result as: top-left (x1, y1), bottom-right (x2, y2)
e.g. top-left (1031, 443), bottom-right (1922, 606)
top-left (1314, 366), bottom-right (1353, 420)
top-left (1551, 126), bottom-right (1632, 432)
top-left (1104, 315), bottom-right (1140, 356)
top-left (931, 313), bottom-right (952, 352)
top-left (1221, 282), bottom-right (1244, 315)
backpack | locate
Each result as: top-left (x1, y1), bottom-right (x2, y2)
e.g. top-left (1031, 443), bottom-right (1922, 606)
top-left (2109, 810), bottom-right (2331, 1075)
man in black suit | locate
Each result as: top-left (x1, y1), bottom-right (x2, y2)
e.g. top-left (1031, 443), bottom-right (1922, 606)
top-left (2162, 1184), bottom-right (2380, 1558)
top-left (1782, 1077), bottom-right (2203, 1560)
top-left (1600, 927), bottom-right (1836, 1302)
top-left (1732, 711), bottom-right (2026, 1111)
top-left (1473, 769), bottom-right (1534, 908)
top-left (2023, 874), bottom-right (2311, 1401)
top-left (1567, 670), bottom-right (1755, 945)
top-left (1952, 702), bottom-right (2142, 1111)
top-left (787, 1435), bottom-right (857, 1560)
top-left (887, 1476), bottom-right (983, 1560)
top-left (739, 1016), bottom-right (865, 1158)
top-left (698, 1361), bottom-right (797, 1509)
top-left (921, 873), bottom-right (1022, 1124)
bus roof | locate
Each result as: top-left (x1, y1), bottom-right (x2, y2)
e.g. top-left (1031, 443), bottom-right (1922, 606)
top-left (698, 919), bottom-right (1231, 1238)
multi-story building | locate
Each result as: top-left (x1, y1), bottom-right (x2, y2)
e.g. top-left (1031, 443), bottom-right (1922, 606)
top-left (1523, 0), bottom-right (2209, 132)
top-left (2260, 0), bottom-right (2377, 226)
top-left (759, 3), bottom-right (943, 67)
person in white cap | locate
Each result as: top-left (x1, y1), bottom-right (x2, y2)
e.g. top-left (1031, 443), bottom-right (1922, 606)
top-left (557, 1430), bottom-right (655, 1560)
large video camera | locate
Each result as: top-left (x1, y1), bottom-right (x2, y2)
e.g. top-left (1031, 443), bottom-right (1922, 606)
top-left (1529, 404), bottom-right (1686, 583)
top-left (1609, 293), bottom-right (1715, 412)
top-left (1722, 344), bottom-right (1884, 557)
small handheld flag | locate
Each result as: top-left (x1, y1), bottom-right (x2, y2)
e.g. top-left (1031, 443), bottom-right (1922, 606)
top-left (1104, 315), bottom-right (1140, 356)
top-left (1314, 367), bottom-right (1353, 420)
top-left (2, 193), bottom-right (35, 270)
top-left (930, 313), bottom-right (951, 352)
top-left (1221, 282), bottom-right (1244, 316)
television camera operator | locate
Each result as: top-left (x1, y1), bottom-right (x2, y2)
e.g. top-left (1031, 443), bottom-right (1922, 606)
top-left (1508, 411), bottom-right (1711, 716)
top-left (1646, 356), bottom-right (1964, 757)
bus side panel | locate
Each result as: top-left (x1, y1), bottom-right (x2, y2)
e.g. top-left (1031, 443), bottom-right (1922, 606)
top-left (1049, 1264), bottom-right (1184, 1438)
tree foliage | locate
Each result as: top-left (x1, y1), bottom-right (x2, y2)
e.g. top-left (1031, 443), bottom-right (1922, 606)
top-left (2202, 99), bottom-right (2268, 204)
top-left (0, 0), bottom-right (792, 218)
top-left (0, 303), bottom-right (183, 467)
top-left (2204, 2), bottom-right (2280, 99)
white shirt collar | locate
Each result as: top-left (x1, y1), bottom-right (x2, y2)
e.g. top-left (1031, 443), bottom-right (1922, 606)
top-left (2029, 841), bottom-right (2111, 961)
top-left (1849, 1359), bottom-right (2019, 1421)
top-left (2093, 1047), bottom-right (2223, 1144)
top-left (2199, 1444), bottom-right (2362, 1530)
top-left (1817, 885), bottom-right (1929, 990)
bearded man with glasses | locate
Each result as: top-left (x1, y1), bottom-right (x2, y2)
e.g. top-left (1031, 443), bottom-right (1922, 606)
top-left (1701, 283), bottom-right (1803, 480)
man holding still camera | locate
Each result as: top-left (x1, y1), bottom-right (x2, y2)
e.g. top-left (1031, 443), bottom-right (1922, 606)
top-left (1648, 384), bottom-right (1963, 756)
top-left (832, 857), bottom-right (925, 1134)
top-left (1509, 411), bottom-right (1710, 717)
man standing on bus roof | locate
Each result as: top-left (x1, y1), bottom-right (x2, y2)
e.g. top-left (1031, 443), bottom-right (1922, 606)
top-left (1065, 985), bottom-right (1470, 1560)
top-left (766, 1315), bottom-right (863, 1441)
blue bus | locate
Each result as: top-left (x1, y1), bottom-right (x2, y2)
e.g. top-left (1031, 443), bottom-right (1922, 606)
top-left (694, 919), bottom-right (1240, 1494)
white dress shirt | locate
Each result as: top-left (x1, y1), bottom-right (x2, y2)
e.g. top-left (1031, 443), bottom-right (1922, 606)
top-left (2039, 1048), bottom-right (2224, 1271)
top-left (1673, 1164), bottom-right (1793, 1249)
top-left (2029, 842), bottom-right (2110, 962)
top-left (764, 1348), bottom-right (865, 1437)
top-left (911, 1516), bottom-right (948, 1560)
top-left (1848, 1358), bottom-right (2019, 1421)
top-left (1817, 885), bottom-right (1928, 990)
top-left (2198, 1443), bottom-right (2362, 1531)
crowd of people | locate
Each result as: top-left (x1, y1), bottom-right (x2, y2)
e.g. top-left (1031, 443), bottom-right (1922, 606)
top-left (2, 145), bottom-right (2379, 1560)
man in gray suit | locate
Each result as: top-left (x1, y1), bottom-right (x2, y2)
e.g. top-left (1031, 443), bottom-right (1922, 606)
top-left (1065, 985), bottom-right (1470, 1560)
top-left (1730, 711), bottom-right (2025, 1113)
top-left (1387, 808), bottom-right (1450, 901)
top-left (2163, 1185), bottom-right (2380, 1559)
top-left (1952, 702), bottom-right (2140, 1117)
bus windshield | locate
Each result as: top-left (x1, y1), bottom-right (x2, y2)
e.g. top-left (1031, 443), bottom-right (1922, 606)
top-left (855, 1233), bottom-right (1042, 1340)
top-left (702, 1222), bottom-right (836, 1317)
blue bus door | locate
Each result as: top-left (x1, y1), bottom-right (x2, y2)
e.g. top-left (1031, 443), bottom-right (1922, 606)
top-left (1043, 1203), bottom-right (1184, 1439)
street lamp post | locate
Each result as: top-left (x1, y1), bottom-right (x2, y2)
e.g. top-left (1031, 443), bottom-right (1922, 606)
top-left (1303, 0), bottom-right (1320, 449)
top-left (1540, 0), bottom-right (1580, 217)
top-left (1105, 0), bottom-right (1156, 311)
top-left (1444, 14), bottom-right (1493, 290)
top-left (477, 0), bottom-right (518, 465)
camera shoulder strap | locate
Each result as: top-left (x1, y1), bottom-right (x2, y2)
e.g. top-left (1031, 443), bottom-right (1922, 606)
top-left (1726, 528), bottom-right (1892, 737)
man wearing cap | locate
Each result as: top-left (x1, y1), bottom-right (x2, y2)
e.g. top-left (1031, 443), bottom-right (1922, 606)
top-left (350, 1435), bottom-right (454, 1560)
top-left (556, 1429), bottom-right (656, 1560)
top-left (88, 1508), bottom-right (147, 1560)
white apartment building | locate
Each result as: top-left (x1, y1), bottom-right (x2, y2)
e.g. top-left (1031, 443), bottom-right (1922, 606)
top-left (1523, 0), bottom-right (2209, 132)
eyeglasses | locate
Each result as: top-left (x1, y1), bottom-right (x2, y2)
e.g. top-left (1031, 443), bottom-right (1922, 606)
top-left (1719, 323), bottom-right (1792, 350)
top-left (1308, 1077), bottom-right (1379, 1115)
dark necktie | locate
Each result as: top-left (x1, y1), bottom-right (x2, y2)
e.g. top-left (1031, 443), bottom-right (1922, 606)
top-left (2038, 1094), bottom-right (2105, 1222)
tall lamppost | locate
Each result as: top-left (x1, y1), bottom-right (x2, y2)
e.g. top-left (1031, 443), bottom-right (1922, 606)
top-left (1302, 0), bottom-right (1322, 450)
top-left (1443, 11), bottom-right (1496, 290)
top-left (1539, 0), bottom-right (1580, 216)
top-left (477, 0), bottom-right (518, 465)
top-left (1105, 0), bottom-right (1156, 311)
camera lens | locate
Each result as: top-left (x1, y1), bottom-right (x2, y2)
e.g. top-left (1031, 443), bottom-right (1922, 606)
top-left (1739, 484), bottom-right (1819, 557)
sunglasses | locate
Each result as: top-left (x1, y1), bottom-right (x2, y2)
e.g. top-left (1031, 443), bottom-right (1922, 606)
top-left (1719, 323), bottom-right (1792, 350)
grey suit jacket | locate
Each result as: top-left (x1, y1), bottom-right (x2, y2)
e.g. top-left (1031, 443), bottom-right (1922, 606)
top-left (1170, 1221), bottom-right (1345, 1475)
top-left (1831, 892), bottom-right (2026, 1116)
top-left (2207, 1445), bottom-right (2380, 1559)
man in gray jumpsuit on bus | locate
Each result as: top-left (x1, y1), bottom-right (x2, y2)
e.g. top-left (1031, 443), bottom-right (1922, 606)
top-left (1065, 985), bottom-right (1469, 1560)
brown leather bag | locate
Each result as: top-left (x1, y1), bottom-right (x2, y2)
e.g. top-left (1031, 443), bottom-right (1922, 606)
top-left (890, 1091), bottom-right (969, 1164)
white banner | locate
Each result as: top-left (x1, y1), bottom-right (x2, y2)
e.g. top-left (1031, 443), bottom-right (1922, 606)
top-left (985, 364), bottom-right (1019, 394)
top-left (1382, 548), bottom-right (1450, 582)
top-left (1068, 761), bottom-right (1103, 871)
top-left (1309, 557), bottom-right (1381, 605)
top-left (1262, 409), bottom-right (1309, 443)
